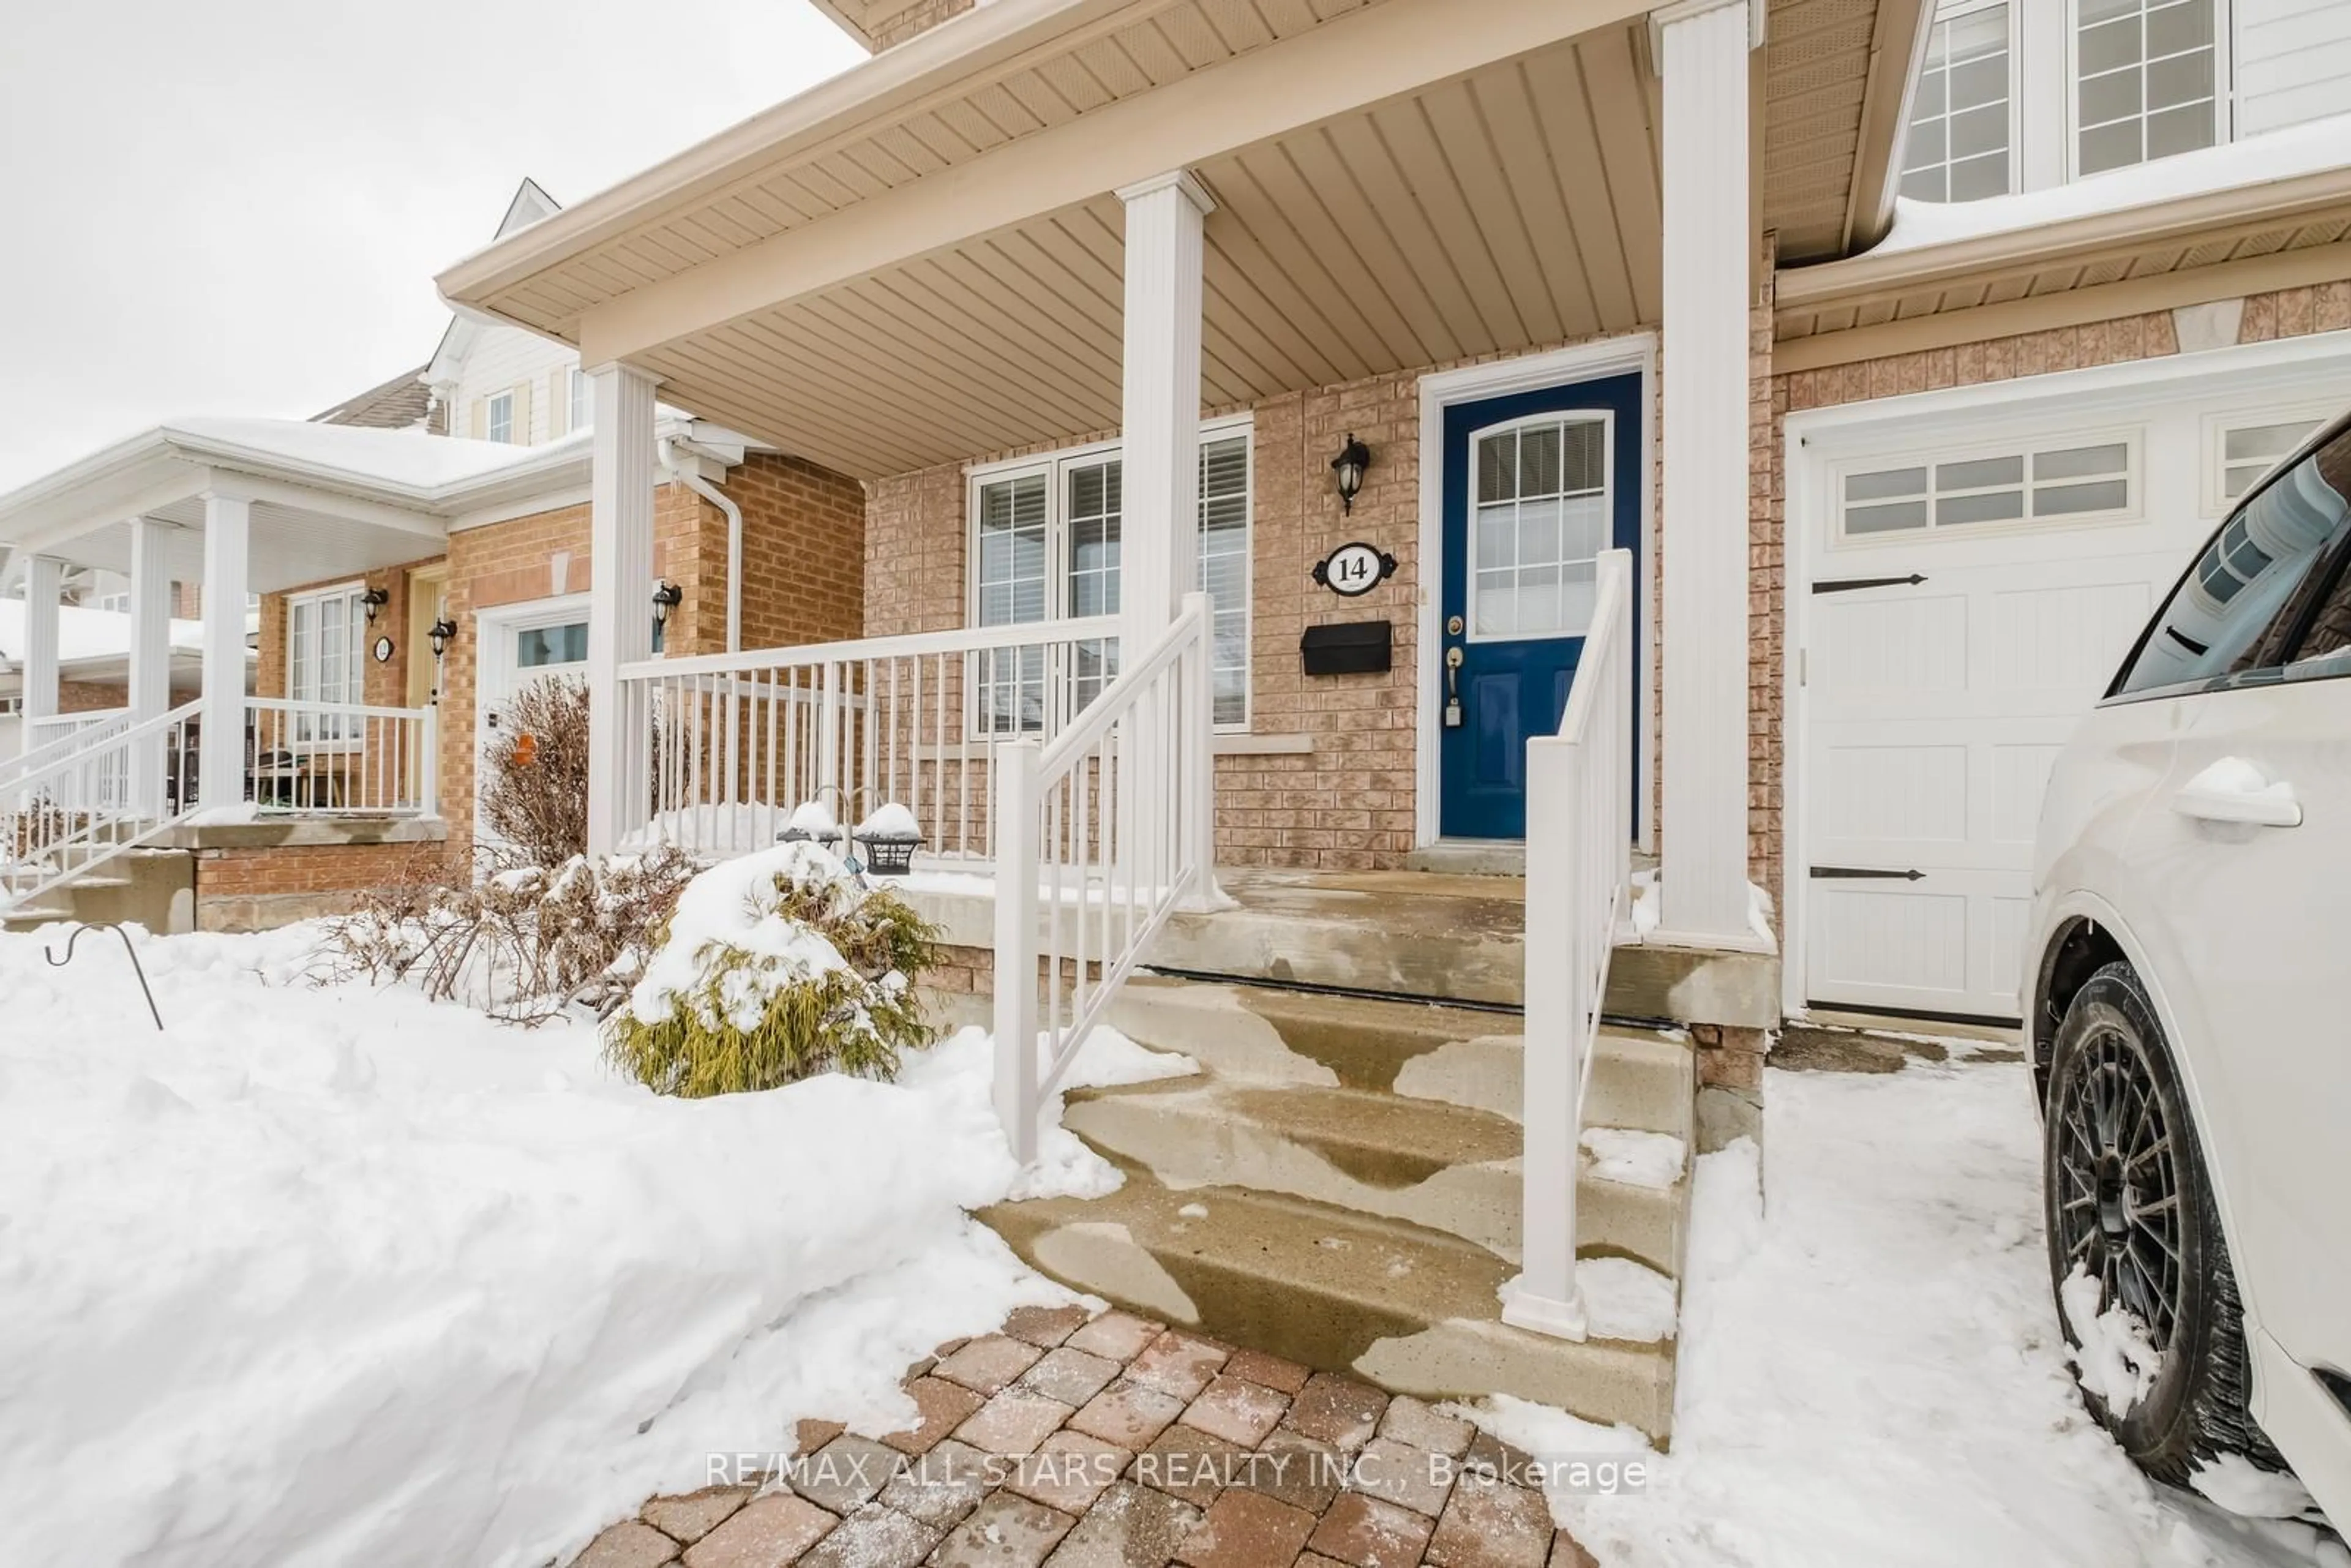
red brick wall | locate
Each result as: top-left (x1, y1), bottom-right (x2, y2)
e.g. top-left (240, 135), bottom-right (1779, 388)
top-left (1748, 279), bottom-right (2351, 926)
top-left (193, 841), bottom-right (445, 904)
top-left (257, 557), bottom-right (444, 710)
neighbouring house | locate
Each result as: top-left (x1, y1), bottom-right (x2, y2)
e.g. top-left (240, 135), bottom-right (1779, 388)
top-left (6, 0), bottom-right (2350, 1441)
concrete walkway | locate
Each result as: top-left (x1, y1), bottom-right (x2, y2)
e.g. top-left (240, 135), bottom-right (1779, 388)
top-left (571, 1302), bottom-right (1601, 1568)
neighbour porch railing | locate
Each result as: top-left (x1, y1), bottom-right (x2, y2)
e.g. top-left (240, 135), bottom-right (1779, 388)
top-left (244, 697), bottom-right (439, 817)
top-left (1501, 547), bottom-right (1637, 1343)
top-left (992, 594), bottom-right (1217, 1163)
top-left (1, 697), bottom-right (440, 917)
top-left (2, 708), bottom-right (137, 795)
top-left (612, 615), bottom-right (1123, 859)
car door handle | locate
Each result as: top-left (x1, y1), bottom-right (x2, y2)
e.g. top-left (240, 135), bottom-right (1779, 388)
top-left (2171, 757), bottom-right (2303, 828)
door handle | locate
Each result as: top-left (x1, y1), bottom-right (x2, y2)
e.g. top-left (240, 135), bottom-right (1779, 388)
top-left (2170, 758), bottom-right (2303, 828)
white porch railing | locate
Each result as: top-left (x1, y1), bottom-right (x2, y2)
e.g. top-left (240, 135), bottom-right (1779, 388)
top-left (244, 698), bottom-right (439, 817)
top-left (2, 702), bottom-right (201, 912)
top-left (2, 697), bottom-right (440, 917)
top-left (992, 594), bottom-right (1217, 1163)
top-left (1501, 548), bottom-right (1637, 1342)
top-left (2, 708), bottom-right (136, 795)
top-left (612, 615), bottom-right (1123, 858)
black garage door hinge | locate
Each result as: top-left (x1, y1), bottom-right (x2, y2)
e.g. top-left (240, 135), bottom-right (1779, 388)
top-left (1810, 865), bottom-right (1925, 880)
top-left (1812, 573), bottom-right (1927, 595)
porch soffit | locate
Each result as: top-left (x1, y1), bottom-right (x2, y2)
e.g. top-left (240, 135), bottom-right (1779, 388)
top-left (1762, 0), bottom-right (1929, 265)
top-left (435, 0), bottom-right (1916, 481)
top-left (1772, 173), bottom-right (2351, 365)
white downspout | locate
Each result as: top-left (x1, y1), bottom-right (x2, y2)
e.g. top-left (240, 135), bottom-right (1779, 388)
top-left (658, 436), bottom-right (743, 653)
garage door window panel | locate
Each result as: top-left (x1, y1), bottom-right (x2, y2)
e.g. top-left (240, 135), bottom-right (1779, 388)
top-left (1839, 438), bottom-right (2132, 541)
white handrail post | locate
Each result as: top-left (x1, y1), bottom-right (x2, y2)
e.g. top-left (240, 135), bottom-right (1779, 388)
top-left (1179, 591), bottom-right (1218, 909)
top-left (1504, 731), bottom-right (1588, 1341)
top-left (418, 705), bottom-right (440, 819)
top-left (994, 739), bottom-right (1042, 1164)
top-left (819, 660), bottom-right (844, 806)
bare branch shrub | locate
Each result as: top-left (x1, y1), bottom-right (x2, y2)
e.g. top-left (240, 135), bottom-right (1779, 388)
top-left (479, 677), bottom-right (592, 870)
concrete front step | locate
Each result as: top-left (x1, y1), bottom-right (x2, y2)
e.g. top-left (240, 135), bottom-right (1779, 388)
top-left (0, 849), bottom-right (193, 934)
top-left (1062, 1076), bottom-right (1685, 1275)
top-left (1103, 977), bottom-right (1696, 1148)
top-left (980, 1166), bottom-right (1676, 1440)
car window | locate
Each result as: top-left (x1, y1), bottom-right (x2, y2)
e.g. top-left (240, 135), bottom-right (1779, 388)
top-left (2113, 422), bottom-right (2351, 698)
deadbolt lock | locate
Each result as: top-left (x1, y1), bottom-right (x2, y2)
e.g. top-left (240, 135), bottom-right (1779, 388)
top-left (1447, 614), bottom-right (1464, 636)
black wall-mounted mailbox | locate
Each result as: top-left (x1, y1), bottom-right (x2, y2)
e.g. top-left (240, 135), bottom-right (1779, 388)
top-left (1300, 620), bottom-right (1392, 677)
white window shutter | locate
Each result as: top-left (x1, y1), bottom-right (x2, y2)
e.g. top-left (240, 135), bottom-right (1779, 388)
top-left (549, 369), bottom-right (569, 436)
top-left (470, 397), bottom-right (487, 440)
top-left (512, 381), bottom-right (534, 445)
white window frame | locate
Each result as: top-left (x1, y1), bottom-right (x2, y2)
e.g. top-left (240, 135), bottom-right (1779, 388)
top-left (1831, 427), bottom-right (2144, 548)
top-left (486, 389), bottom-right (515, 445)
top-left (2064, 0), bottom-right (2232, 182)
top-left (964, 413), bottom-right (1254, 733)
top-left (2200, 400), bottom-right (2337, 516)
top-left (1906, 0), bottom-right (2021, 203)
top-left (1462, 408), bottom-right (1617, 647)
top-left (568, 366), bottom-right (589, 434)
top-left (285, 580), bottom-right (369, 749)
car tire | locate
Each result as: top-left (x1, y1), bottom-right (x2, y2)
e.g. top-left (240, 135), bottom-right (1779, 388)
top-left (2044, 961), bottom-right (2287, 1484)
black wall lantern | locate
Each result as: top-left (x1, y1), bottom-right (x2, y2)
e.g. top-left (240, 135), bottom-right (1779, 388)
top-left (1330, 433), bottom-right (1371, 515)
top-left (358, 586), bottom-right (391, 623)
top-left (428, 617), bottom-right (458, 660)
top-left (651, 580), bottom-right (683, 628)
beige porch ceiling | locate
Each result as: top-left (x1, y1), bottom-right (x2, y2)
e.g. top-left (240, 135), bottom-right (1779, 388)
top-left (439, 0), bottom-right (1924, 481)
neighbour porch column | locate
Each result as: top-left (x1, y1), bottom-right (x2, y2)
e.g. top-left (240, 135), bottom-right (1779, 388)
top-left (1653, 0), bottom-right (1766, 948)
top-left (21, 555), bottom-right (62, 724)
top-left (197, 495), bottom-right (251, 812)
top-left (584, 361), bottom-right (659, 857)
top-left (127, 517), bottom-right (172, 817)
top-left (1116, 170), bottom-right (1213, 653)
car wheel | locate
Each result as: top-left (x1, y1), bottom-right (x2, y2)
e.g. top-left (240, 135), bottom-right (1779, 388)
top-left (2044, 961), bottom-right (2287, 1484)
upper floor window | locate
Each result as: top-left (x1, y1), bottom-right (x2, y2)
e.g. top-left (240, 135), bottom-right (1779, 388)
top-left (569, 367), bottom-right (589, 433)
top-left (1904, 2), bottom-right (2014, 202)
top-left (2075, 0), bottom-right (2219, 175)
top-left (486, 390), bottom-right (516, 445)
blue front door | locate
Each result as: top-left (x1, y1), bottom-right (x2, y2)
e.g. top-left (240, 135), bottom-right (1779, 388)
top-left (1438, 373), bottom-right (1642, 841)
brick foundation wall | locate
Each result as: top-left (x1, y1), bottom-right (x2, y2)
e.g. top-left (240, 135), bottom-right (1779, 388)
top-left (192, 839), bottom-right (448, 931)
top-left (1747, 279), bottom-right (2351, 929)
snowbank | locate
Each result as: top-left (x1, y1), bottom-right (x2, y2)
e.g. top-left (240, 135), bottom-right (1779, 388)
top-left (0, 923), bottom-right (1176, 1568)
top-left (1453, 1062), bottom-right (2337, 1567)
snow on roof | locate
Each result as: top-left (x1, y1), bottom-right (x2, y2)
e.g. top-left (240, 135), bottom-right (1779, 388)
top-left (0, 598), bottom-right (207, 667)
top-left (160, 417), bottom-right (554, 491)
top-left (1874, 110), bottom-right (2351, 258)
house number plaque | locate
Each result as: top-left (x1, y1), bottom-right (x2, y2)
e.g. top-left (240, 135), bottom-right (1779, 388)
top-left (1312, 541), bottom-right (1397, 598)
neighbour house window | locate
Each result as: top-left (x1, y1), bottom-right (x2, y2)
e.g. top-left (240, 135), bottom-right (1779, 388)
top-left (2117, 424), bottom-right (2351, 696)
top-left (487, 391), bottom-right (515, 445)
top-left (287, 583), bottom-right (369, 743)
top-left (1471, 415), bottom-right (1612, 642)
top-left (1840, 437), bottom-right (2135, 538)
top-left (569, 367), bottom-right (589, 433)
top-left (1904, 3), bottom-right (2014, 201)
top-left (969, 423), bottom-right (1253, 733)
top-left (2074, 0), bottom-right (2219, 176)
top-left (96, 592), bottom-right (129, 613)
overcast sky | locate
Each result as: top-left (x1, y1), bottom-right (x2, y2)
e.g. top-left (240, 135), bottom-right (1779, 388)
top-left (0, 0), bottom-right (865, 494)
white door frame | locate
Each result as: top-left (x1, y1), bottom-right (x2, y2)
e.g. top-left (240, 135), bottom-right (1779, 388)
top-left (1414, 332), bottom-right (1659, 850)
top-left (472, 592), bottom-right (594, 850)
top-left (1780, 328), bottom-right (2351, 1022)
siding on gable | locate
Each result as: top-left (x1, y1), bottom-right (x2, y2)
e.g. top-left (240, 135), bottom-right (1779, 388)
top-left (450, 320), bottom-right (580, 447)
top-left (2236, 0), bottom-right (2351, 137)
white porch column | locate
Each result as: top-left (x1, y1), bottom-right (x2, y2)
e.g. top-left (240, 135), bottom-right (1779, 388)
top-left (20, 555), bottom-right (62, 724)
top-left (1654, 0), bottom-right (1764, 948)
top-left (1116, 170), bottom-right (1213, 653)
top-left (127, 517), bottom-right (173, 817)
top-left (197, 495), bottom-right (251, 812)
top-left (584, 361), bottom-right (660, 857)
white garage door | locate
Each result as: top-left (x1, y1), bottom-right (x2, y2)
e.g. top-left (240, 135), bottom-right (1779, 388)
top-left (1798, 392), bottom-right (2333, 1022)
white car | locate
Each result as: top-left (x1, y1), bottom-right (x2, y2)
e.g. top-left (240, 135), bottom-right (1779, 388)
top-left (2028, 411), bottom-right (2351, 1531)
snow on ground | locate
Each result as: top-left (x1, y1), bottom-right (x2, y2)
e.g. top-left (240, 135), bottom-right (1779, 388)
top-left (0, 922), bottom-right (1182, 1568)
top-left (1458, 1060), bottom-right (2343, 1568)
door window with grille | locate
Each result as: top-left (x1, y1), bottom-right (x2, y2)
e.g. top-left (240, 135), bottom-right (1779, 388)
top-left (1470, 415), bottom-right (1611, 642)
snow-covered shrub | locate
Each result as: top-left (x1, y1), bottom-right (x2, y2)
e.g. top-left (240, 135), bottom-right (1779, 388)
top-left (320, 847), bottom-right (697, 1023)
top-left (605, 841), bottom-right (939, 1097)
